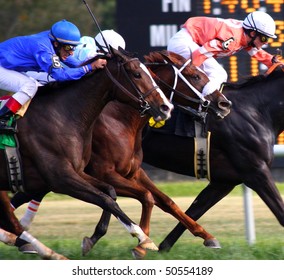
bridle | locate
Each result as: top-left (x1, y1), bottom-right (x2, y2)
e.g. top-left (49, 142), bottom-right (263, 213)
top-left (104, 57), bottom-right (160, 116)
top-left (145, 61), bottom-right (212, 113)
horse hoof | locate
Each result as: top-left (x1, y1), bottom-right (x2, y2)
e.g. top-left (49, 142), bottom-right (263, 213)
top-left (18, 243), bottom-right (38, 254)
top-left (203, 238), bottom-right (221, 249)
top-left (139, 238), bottom-right (159, 251)
top-left (81, 236), bottom-right (94, 256)
top-left (131, 246), bottom-right (147, 259)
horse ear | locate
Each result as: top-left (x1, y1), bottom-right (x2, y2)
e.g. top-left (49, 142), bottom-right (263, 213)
top-left (159, 50), bottom-right (178, 65)
top-left (112, 46), bottom-right (129, 63)
top-left (108, 45), bottom-right (115, 56)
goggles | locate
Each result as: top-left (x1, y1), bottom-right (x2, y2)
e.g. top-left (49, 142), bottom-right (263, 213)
top-left (259, 34), bottom-right (269, 43)
top-left (61, 44), bottom-right (76, 52)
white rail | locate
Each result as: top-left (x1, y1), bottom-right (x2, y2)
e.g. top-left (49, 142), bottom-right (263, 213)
top-left (243, 145), bottom-right (284, 245)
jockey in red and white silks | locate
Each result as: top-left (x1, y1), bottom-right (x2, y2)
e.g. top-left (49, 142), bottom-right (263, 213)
top-left (167, 11), bottom-right (277, 95)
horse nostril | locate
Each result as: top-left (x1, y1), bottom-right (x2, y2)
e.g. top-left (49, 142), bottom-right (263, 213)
top-left (219, 100), bottom-right (232, 109)
top-left (160, 104), bottom-right (169, 113)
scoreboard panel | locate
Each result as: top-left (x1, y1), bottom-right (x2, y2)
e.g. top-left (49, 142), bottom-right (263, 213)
top-left (116, 0), bottom-right (284, 143)
top-left (192, 1), bottom-right (284, 144)
top-left (117, 0), bottom-right (283, 81)
top-left (194, 0), bottom-right (284, 82)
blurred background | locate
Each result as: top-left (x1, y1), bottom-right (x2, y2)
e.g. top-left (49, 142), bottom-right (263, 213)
top-left (0, 0), bottom-right (115, 40)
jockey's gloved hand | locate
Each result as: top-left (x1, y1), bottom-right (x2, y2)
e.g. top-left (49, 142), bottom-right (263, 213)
top-left (272, 51), bottom-right (283, 65)
top-left (94, 53), bottom-right (110, 61)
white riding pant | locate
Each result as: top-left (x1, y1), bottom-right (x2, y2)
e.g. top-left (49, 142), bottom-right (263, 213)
top-left (167, 28), bottom-right (228, 90)
top-left (25, 71), bottom-right (55, 84)
top-left (0, 66), bottom-right (39, 105)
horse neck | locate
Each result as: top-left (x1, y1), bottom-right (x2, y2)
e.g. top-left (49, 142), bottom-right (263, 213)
top-left (110, 101), bottom-right (149, 132)
top-left (31, 71), bottom-right (113, 136)
top-left (225, 72), bottom-right (284, 136)
top-left (67, 74), bottom-right (113, 130)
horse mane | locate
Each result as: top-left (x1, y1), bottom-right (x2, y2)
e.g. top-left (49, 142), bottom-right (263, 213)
top-left (144, 50), bottom-right (198, 76)
top-left (39, 48), bottom-right (139, 93)
top-left (82, 47), bottom-right (137, 66)
top-left (115, 47), bottom-right (137, 58)
top-left (223, 74), bottom-right (265, 89)
top-left (38, 56), bottom-right (101, 93)
top-left (40, 76), bottom-right (87, 93)
top-left (38, 80), bottom-right (73, 93)
top-left (144, 50), bottom-right (185, 66)
top-left (223, 67), bottom-right (284, 89)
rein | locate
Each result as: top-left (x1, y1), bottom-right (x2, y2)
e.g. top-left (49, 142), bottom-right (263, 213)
top-left (265, 62), bottom-right (284, 76)
top-left (105, 57), bottom-right (159, 116)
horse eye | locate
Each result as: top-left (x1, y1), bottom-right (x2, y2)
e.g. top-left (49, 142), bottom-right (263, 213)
top-left (133, 72), bottom-right (141, 78)
top-left (192, 75), bottom-right (200, 81)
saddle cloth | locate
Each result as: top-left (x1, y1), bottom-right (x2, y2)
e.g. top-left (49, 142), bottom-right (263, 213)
top-left (148, 107), bottom-right (211, 180)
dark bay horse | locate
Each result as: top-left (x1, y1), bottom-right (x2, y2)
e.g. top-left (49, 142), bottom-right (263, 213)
top-left (0, 47), bottom-right (173, 259)
top-left (142, 65), bottom-right (284, 252)
top-left (9, 51), bottom-right (231, 258)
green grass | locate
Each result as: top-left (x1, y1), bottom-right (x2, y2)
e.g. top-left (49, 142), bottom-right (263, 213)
top-left (1, 239), bottom-right (284, 260)
top-left (34, 180), bottom-right (284, 200)
top-left (1, 180), bottom-right (284, 260)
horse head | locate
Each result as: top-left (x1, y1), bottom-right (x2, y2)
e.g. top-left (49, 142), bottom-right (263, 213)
top-left (105, 47), bottom-right (173, 121)
top-left (144, 50), bottom-right (231, 119)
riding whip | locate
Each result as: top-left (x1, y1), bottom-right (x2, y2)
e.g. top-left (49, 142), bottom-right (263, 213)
top-left (82, 0), bottom-right (111, 54)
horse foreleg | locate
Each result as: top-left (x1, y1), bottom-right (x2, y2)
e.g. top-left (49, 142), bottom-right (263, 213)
top-left (0, 229), bottom-right (67, 260)
top-left (159, 182), bottom-right (235, 252)
top-left (116, 217), bottom-right (158, 250)
top-left (244, 168), bottom-right (284, 227)
top-left (62, 172), bottom-right (158, 253)
top-left (0, 228), bottom-right (17, 246)
top-left (82, 171), bottom-right (156, 258)
top-left (19, 231), bottom-right (68, 260)
top-left (138, 170), bottom-right (222, 248)
top-left (81, 206), bottom-right (155, 258)
top-left (82, 210), bottom-right (111, 256)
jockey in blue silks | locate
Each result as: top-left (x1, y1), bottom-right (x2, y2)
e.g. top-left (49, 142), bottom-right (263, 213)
top-left (0, 19), bottom-right (101, 132)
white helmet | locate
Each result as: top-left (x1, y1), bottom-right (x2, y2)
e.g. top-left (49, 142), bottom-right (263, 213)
top-left (242, 11), bottom-right (277, 38)
top-left (95, 30), bottom-right (126, 52)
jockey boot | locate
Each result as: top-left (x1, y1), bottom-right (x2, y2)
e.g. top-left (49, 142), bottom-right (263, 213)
top-left (0, 97), bottom-right (22, 134)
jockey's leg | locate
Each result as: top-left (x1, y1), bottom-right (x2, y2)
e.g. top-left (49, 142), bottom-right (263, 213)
top-left (0, 67), bottom-right (38, 131)
top-left (200, 57), bottom-right (228, 91)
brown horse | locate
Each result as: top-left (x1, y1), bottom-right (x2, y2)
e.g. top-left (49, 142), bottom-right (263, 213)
top-left (81, 51), bottom-right (231, 258)
top-left (9, 51), bottom-right (232, 258)
top-left (0, 47), bottom-right (173, 259)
